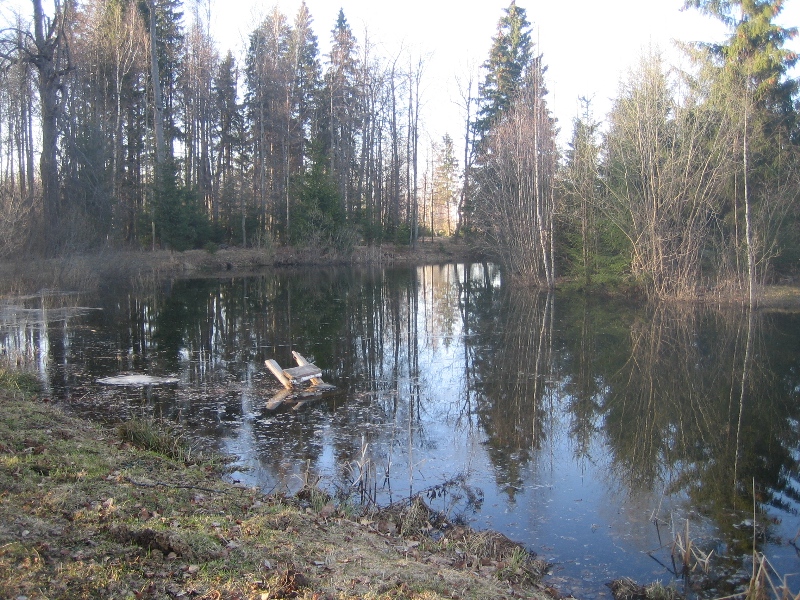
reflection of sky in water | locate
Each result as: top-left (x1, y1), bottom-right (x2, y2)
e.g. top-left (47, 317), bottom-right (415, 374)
top-left (2, 269), bottom-right (800, 599)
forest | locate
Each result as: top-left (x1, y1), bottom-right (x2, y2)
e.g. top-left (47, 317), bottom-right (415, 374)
top-left (0, 0), bottom-right (798, 301)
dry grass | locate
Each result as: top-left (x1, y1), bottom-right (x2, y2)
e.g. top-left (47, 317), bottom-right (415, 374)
top-left (117, 417), bottom-right (218, 465)
top-left (758, 285), bottom-right (800, 311)
top-left (711, 552), bottom-right (800, 600)
top-left (671, 519), bottom-right (713, 575)
top-left (693, 282), bottom-right (800, 310)
top-left (0, 248), bottom-right (276, 296)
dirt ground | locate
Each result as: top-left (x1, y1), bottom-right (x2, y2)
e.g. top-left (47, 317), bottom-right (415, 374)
top-left (0, 378), bottom-right (555, 600)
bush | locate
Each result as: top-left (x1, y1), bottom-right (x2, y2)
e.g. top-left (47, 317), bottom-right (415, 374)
top-left (152, 160), bottom-right (214, 251)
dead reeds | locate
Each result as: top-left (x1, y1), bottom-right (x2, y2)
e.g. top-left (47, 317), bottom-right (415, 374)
top-left (714, 552), bottom-right (800, 600)
top-left (671, 518), bottom-right (714, 575)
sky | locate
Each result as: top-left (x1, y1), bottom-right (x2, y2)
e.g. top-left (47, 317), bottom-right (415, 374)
top-left (208, 0), bottom-right (799, 146)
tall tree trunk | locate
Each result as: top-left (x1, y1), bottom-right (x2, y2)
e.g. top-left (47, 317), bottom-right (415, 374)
top-left (455, 71), bottom-right (473, 237)
top-left (148, 0), bottom-right (165, 166)
top-left (31, 0), bottom-right (69, 249)
top-left (743, 101), bottom-right (755, 307)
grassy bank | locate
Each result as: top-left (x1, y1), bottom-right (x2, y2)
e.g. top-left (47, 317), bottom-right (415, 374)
top-left (0, 371), bottom-right (550, 600)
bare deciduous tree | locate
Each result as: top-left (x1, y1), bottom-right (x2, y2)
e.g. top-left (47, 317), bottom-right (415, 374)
top-left (603, 51), bottom-right (735, 299)
top-left (474, 59), bottom-right (558, 287)
top-left (1, 0), bottom-right (72, 251)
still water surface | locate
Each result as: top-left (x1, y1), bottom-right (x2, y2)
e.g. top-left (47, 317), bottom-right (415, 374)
top-left (3, 263), bottom-right (800, 598)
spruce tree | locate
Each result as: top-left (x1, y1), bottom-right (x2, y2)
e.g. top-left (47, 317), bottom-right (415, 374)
top-left (685, 0), bottom-right (799, 295)
top-left (245, 8), bottom-right (293, 240)
top-left (432, 134), bottom-right (459, 235)
top-left (291, 1), bottom-right (322, 159)
top-left (685, 0), bottom-right (797, 113)
top-left (324, 9), bottom-right (360, 211)
top-left (563, 100), bottom-right (602, 285)
top-left (474, 1), bottom-right (533, 138)
top-left (146, 0), bottom-right (185, 152)
top-left (213, 51), bottom-right (244, 241)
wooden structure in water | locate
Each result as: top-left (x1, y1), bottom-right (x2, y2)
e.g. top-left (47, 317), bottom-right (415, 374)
top-left (264, 351), bottom-right (336, 410)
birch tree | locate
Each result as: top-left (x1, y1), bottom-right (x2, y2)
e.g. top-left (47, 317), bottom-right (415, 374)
top-left (472, 3), bottom-right (557, 286)
top-left (474, 60), bottom-right (558, 286)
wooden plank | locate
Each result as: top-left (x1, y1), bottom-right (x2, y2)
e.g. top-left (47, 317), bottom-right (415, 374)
top-left (292, 351), bottom-right (311, 366)
top-left (283, 364), bottom-right (322, 382)
top-left (266, 388), bottom-right (292, 410)
top-left (265, 359), bottom-right (292, 389)
top-left (292, 351), bottom-right (324, 386)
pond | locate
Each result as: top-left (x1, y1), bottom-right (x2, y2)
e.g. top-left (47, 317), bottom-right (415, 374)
top-left (2, 263), bottom-right (800, 598)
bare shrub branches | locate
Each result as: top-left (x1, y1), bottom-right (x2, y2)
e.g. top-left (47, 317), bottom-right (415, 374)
top-left (474, 61), bottom-right (558, 286)
top-left (603, 51), bottom-right (737, 299)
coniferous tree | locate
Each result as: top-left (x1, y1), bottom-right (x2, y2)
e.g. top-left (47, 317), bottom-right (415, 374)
top-left (685, 0), bottom-right (800, 299)
top-left (213, 51), bottom-right (245, 242)
top-left (685, 0), bottom-right (797, 116)
top-left (474, 0), bottom-right (532, 139)
top-left (152, 157), bottom-right (210, 250)
top-left (182, 10), bottom-right (217, 220)
top-left (562, 99), bottom-right (602, 285)
top-left (325, 9), bottom-right (360, 215)
top-left (245, 7), bottom-right (292, 242)
top-left (472, 3), bottom-right (557, 285)
top-left (291, 1), bottom-right (322, 162)
top-left (432, 134), bottom-right (459, 236)
top-left (149, 0), bottom-right (184, 152)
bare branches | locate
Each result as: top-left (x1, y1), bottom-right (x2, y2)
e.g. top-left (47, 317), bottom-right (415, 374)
top-left (0, 26), bottom-right (35, 68)
top-left (473, 60), bottom-right (558, 286)
top-left (602, 50), bottom-right (737, 299)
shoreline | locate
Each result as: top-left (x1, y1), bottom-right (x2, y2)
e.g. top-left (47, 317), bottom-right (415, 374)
top-left (0, 240), bottom-right (798, 309)
top-left (0, 384), bottom-right (553, 599)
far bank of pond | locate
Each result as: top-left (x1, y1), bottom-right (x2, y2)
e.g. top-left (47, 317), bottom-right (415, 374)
top-left (1, 260), bottom-right (800, 598)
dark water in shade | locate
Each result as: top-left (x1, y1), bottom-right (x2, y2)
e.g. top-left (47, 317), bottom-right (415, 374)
top-left (3, 263), bottom-right (800, 598)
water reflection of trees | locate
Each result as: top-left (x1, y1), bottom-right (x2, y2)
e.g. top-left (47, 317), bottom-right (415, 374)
top-left (566, 301), bottom-right (800, 542)
top-left (466, 285), bottom-right (553, 499)
top-left (17, 266), bottom-right (800, 539)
